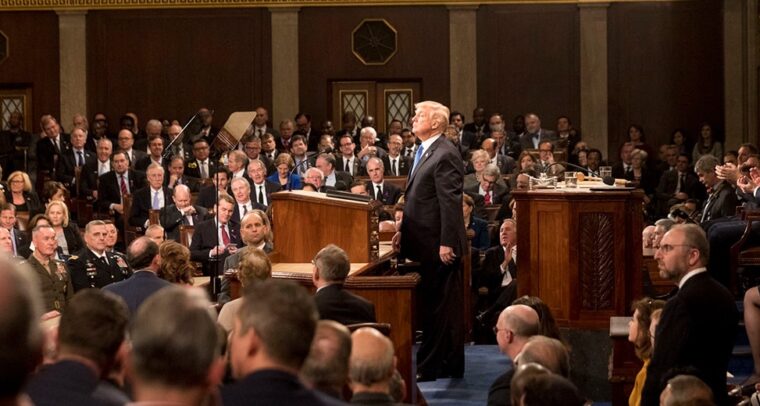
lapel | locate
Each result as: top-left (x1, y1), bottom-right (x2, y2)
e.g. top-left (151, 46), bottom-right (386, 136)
top-left (407, 136), bottom-right (442, 187)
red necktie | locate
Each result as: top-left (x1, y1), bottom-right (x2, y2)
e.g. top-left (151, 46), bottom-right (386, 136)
top-left (120, 175), bottom-right (128, 196)
top-left (221, 225), bottom-right (230, 245)
top-left (484, 192), bottom-right (491, 205)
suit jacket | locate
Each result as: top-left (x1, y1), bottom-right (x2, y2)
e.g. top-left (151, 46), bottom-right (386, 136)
top-left (103, 270), bottom-right (172, 316)
top-left (249, 180), bottom-right (282, 208)
top-left (27, 254), bottom-right (73, 312)
top-left (36, 134), bottom-right (70, 172)
top-left (13, 227), bottom-right (31, 258)
top-left (189, 218), bottom-right (240, 263)
top-left (222, 369), bottom-right (345, 406)
top-left (465, 182), bottom-right (508, 206)
top-left (487, 367), bottom-right (514, 406)
top-left (159, 204), bottom-right (209, 240)
top-left (382, 155), bottom-right (412, 177)
top-left (164, 174), bottom-right (200, 193)
top-left (519, 129), bottom-right (557, 150)
top-left (97, 170), bottom-right (146, 212)
top-left (184, 158), bottom-right (219, 179)
top-left (55, 148), bottom-right (96, 196)
top-left (79, 159), bottom-right (108, 199)
top-left (494, 154), bottom-right (516, 175)
top-left (468, 216), bottom-right (491, 251)
top-left (655, 170), bottom-right (707, 213)
top-left (230, 201), bottom-right (266, 229)
top-left (700, 180), bottom-right (737, 223)
top-left (641, 272), bottom-right (738, 406)
top-left (217, 241), bottom-right (274, 304)
top-left (67, 248), bottom-right (133, 292)
top-left (4, 190), bottom-right (41, 214)
top-left (366, 181), bottom-right (402, 205)
top-left (197, 184), bottom-right (227, 209)
top-left (26, 360), bottom-right (109, 406)
top-left (134, 155), bottom-right (169, 172)
top-left (129, 186), bottom-right (173, 228)
top-left (315, 284), bottom-right (376, 325)
top-left (400, 136), bottom-right (466, 263)
top-left (335, 155), bottom-right (366, 177)
top-left (61, 224), bottom-right (85, 256)
top-left (477, 246), bottom-right (515, 296)
top-left (125, 149), bottom-right (147, 169)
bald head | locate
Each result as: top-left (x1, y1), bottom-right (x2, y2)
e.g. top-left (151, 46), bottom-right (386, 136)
top-left (300, 320), bottom-right (351, 394)
top-left (350, 327), bottom-right (395, 387)
top-left (501, 304), bottom-right (540, 338)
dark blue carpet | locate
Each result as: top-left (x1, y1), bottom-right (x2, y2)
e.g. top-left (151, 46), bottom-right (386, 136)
top-left (417, 345), bottom-right (612, 406)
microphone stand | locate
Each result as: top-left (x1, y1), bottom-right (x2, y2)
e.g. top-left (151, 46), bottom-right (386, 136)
top-left (286, 154), bottom-right (315, 192)
top-left (210, 169), bottom-right (221, 301)
top-left (163, 113), bottom-right (199, 161)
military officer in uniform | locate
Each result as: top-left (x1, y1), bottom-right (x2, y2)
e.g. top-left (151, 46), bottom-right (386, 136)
top-left (68, 220), bottom-right (132, 292)
top-left (27, 224), bottom-right (73, 312)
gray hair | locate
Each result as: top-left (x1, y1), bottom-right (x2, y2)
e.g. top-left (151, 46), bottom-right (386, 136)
top-left (517, 336), bottom-right (570, 378)
top-left (314, 244), bottom-right (351, 283)
top-left (694, 154), bottom-right (719, 174)
top-left (483, 164), bottom-right (501, 179)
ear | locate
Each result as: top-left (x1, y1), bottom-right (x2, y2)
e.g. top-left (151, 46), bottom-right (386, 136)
top-left (205, 356), bottom-right (226, 388)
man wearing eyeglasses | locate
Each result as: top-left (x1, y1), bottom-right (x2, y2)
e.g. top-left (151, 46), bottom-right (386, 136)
top-left (184, 139), bottom-right (217, 180)
top-left (641, 224), bottom-right (738, 406)
top-left (487, 304), bottom-right (539, 406)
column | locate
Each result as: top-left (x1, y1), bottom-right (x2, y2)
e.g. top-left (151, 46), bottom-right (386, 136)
top-left (578, 3), bottom-right (609, 155)
top-left (724, 0), bottom-right (758, 147)
top-left (448, 6), bottom-right (478, 114)
top-left (57, 10), bottom-right (87, 125)
top-left (270, 7), bottom-right (300, 126)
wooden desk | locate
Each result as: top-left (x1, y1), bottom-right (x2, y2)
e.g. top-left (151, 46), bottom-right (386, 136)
top-left (512, 187), bottom-right (644, 329)
top-left (642, 247), bottom-right (673, 296)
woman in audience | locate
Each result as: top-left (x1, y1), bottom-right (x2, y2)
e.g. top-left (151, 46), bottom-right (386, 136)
top-left (512, 295), bottom-right (563, 343)
top-left (31, 181), bottom-right (68, 217)
top-left (670, 128), bottom-right (691, 155)
top-left (217, 247), bottom-right (272, 331)
top-left (464, 149), bottom-right (490, 190)
top-left (5, 171), bottom-right (40, 213)
top-left (45, 201), bottom-right (84, 257)
top-left (463, 194), bottom-right (489, 251)
top-left (514, 150), bottom-right (537, 175)
top-left (267, 153), bottom-right (302, 189)
top-left (627, 297), bottom-right (665, 406)
top-left (626, 125), bottom-right (656, 167)
top-left (157, 241), bottom-right (195, 286)
top-left (692, 122), bottom-right (723, 163)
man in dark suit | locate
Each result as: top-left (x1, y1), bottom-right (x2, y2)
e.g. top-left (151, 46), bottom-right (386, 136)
top-left (482, 138), bottom-right (516, 175)
top-left (223, 279), bottom-right (344, 406)
top-left (476, 219), bottom-right (518, 325)
top-left (218, 209), bottom-right (274, 304)
top-left (695, 154), bottom-right (737, 225)
top-left (68, 220), bottom-right (133, 291)
top-left (184, 138), bottom-right (217, 180)
top-left (189, 193), bottom-right (240, 276)
top-left (519, 113), bottom-right (557, 150)
top-left (364, 158), bottom-right (402, 206)
top-left (160, 185), bottom-right (208, 241)
top-left (275, 119), bottom-right (296, 152)
top-left (37, 115), bottom-right (70, 174)
top-left (463, 107), bottom-right (489, 143)
top-left (382, 134), bottom-right (412, 176)
top-left (97, 151), bottom-right (146, 217)
top-left (0, 203), bottom-right (30, 258)
top-left (611, 142), bottom-right (635, 179)
top-left (80, 137), bottom-right (113, 201)
top-left (487, 305), bottom-right (540, 406)
top-left (315, 153), bottom-right (353, 191)
top-left (312, 244), bottom-right (376, 325)
top-left (129, 164), bottom-right (173, 229)
top-left (395, 101), bottom-right (467, 381)
top-left (116, 129), bottom-right (147, 170)
top-left (128, 286), bottom-right (224, 405)
top-left (103, 237), bottom-right (171, 316)
top-left (335, 133), bottom-right (365, 178)
top-left (165, 156), bottom-right (199, 192)
top-left (56, 127), bottom-right (96, 197)
top-left (26, 289), bottom-right (129, 406)
top-left (251, 106), bottom-right (280, 140)
top-left (641, 224), bottom-right (739, 406)
top-left (229, 177), bottom-right (265, 230)
top-left (135, 133), bottom-right (168, 172)
top-left (246, 159), bottom-right (281, 209)
top-left (295, 112), bottom-right (321, 151)
top-left (465, 164), bottom-right (508, 209)
top-left (197, 167), bottom-right (231, 209)
top-left (490, 126), bottom-right (522, 162)
top-left (655, 153), bottom-right (707, 216)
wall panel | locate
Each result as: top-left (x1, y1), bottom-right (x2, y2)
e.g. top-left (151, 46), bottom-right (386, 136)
top-left (87, 8), bottom-right (271, 131)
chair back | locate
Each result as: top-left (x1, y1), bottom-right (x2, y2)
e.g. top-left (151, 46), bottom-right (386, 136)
top-left (179, 225), bottom-right (195, 247)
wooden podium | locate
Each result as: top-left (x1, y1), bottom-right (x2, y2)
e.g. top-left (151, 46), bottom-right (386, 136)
top-left (512, 187), bottom-right (644, 329)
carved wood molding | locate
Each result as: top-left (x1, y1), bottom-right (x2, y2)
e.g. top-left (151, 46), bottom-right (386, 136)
top-left (579, 212), bottom-right (615, 310)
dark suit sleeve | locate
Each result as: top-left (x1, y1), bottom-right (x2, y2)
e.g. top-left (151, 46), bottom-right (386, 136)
top-left (189, 224), bottom-right (213, 261)
top-left (436, 151), bottom-right (466, 253)
top-left (641, 300), bottom-right (687, 406)
top-left (129, 190), bottom-right (148, 227)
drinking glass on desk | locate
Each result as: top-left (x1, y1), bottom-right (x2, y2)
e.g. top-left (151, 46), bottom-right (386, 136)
top-left (564, 171), bottom-right (577, 188)
top-left (599, 166), bottom-right (612, 179)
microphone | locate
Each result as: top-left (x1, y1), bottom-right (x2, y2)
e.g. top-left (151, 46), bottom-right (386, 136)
top-left (545, 162), bottom-right (615, 186)
top-left (286, 155), bottom-right (314, 192)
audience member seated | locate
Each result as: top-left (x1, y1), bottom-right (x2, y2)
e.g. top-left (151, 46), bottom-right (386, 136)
top-left (659, 374), bottom-right (714, 406)
top-left (5, 171), bottom-right (40, 213)
top-left (477, 219), bottom-right (518, 326)
top-left (655, 153), bottom-right (706, 217)
top-left (218, 246), bottom-right (272, 331)
top-left (512, 296), bottom-right (563, 342)
top-left (519, 113), bottom-right (556, 150)
top-left (0, 227), bottom-right (14, 255)
top-left (464, 149), bottom-right (489, 189)
top-left (625, 124), bottom-right (656, 168)
top-left (513, 151), bottom-right (537, 177)
top-left (694, 154), bottom-right (737, 226)
top-left (55, 127), bottom-right (94, 198)
top-left (382, 134), bottom-right (411, 176)
top-left (364, 157), bottom-right (401, 205)
top-left (247, 159), bottom-right (281, 209)
top-left (535, 140), bottom-right (565, 178)
top-left (165, 155), bottom-right (199, 192)
top-left (97, 151), bottom-right (146, 222)
top-left (481, 138), bottom-right (515, 176)
top-left (103, 237), bottom-right (170, 316)
top-left (31, 181), bottom-right (68, 218)
top-left (290, 134), bottom-right (316, 177)
top-left (222, 279), bottom-right (344, 406)
top-left (229, 177), bottom-right (264, 229)
top-left (692, 122), bottom-right (723, 165)
top-left (312, 244), bottom-right (376, 325)
top-left (117, 128), bottom-right (147, 168)
top-left (516, 335), bottom-right (570, 379)
top-left (463, 194), bottom-right (489, 250)
top-left (159, 184), bottom-right (208, 240)
top-left (197, 167), bottom-right (231, 209)
top-left (219, 210), bottom-right (273, 304)
top-left (651, 218), bottom-right (674, 249)
top-left (135, 133), bottom-right (167, 171)
top-left (508, 363), bottom-right (551, 406)
top-left (130, 163), bottom-right (173, 229)
top-left (68, 220), bottom-right (132, 292)
top-left (628, 149), bottom-right (659, 212)
top-left (465, 164), bottom-right (508, 214)
top-left (189, 194), bottom-right (240, 276)
top-left (612, 142), bottom-right (635, 179)
top-left (516, 373), bottom-right (586, 406)
top-left (128, 287), bottom-right (224, 405)
top-left (45, 201), bottom-right (83, 258)
top-left (348, 326), bottom-right (402, 406)
top-left (487, 129), bottom-right (517, 174)
top-left (144, 224), bottom-right (164, 245)
top-left (27, 224), bottom-right (73, 312)
top-left (336, 133), bottom-right (364, 178)
top-left (315, 153), bottom-right (352, 190)
top-left (267, 153), bottom-right (302, 189)
top-left (156, 241), bottom-right (195, 286)
top-left (641, 224), bottom-right (738, 406)
top-left (487, 305), bottom-right (540, 406)
top-left (26, 289), bottom-right (129, 406)
top-left (79, 137), bottom-right (113, 201)
top-left (301, 320), bottom-right (352, 400)
top-left (627, 297), bottom-right (665, 406)
top-left (642, 225), bottom-right (656, 249)
top-left (103, 221), bottom-right (126, 258)
top-left (185, 138), bottom-right (217, 180)
top-left (0, 203), bottom-right (30, 258)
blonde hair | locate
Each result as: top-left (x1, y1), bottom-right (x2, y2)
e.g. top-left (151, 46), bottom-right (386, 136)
top-left (45, 200), bottom-right (70, 227)
top-left (238, 247), bottom-right (272, 288)
top-left (470, 149), bottom-right (489, 165)
top-left (415, 101), bottom-right (449, 132)
top-left (157, 241), bottom-right (195, 285)
top-left (7, 171), bottom-right (32, 193)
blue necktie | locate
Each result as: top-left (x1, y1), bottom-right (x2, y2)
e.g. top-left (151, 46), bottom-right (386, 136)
top-left (412, 145), bottom-right (425, 175)
top-left (152, 191), bottom-right (160, 210)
